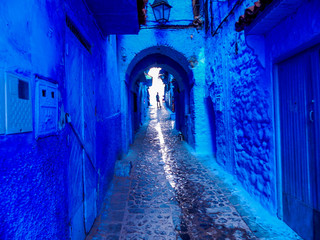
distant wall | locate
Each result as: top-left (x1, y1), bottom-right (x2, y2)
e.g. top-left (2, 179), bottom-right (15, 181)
top-left (118, 0), bottom-right (212, 154)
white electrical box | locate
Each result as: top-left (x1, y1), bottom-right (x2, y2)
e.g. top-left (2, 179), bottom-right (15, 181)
top-left (35, 79), bottom-right (58, 138)
top-left (5, 73), bottom-right (33, 134)
top-left (0, 73), bottom-right (5, 134)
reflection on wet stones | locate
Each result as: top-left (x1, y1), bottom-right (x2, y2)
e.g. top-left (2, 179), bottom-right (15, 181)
top-left (153, 108), bottom-right (255, 240)
top-left (86, 107), bottom-right (256, 240)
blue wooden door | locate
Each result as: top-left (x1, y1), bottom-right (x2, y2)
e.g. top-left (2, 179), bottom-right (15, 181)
top-left (278, 46), bottom-right (320, 240)
top-left (66, 29), bottom-right (85, 240)
top-left (66, 29), bottom-right (97, 239)
top-left (82, 50), bottom-right (97, 234)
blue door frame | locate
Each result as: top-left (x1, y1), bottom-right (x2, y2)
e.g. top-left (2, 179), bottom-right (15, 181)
top-left (276, 45), bottom-right (320, 240)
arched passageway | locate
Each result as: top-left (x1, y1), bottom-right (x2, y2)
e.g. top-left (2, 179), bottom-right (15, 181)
top-left (125, 46), bottom-right (195, 146)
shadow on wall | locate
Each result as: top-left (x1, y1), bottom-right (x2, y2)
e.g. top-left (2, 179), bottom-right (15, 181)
top-left (205, 96), bottom-right (217, 157)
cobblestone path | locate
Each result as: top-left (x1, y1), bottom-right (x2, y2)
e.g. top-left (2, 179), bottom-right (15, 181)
top-left (86, 107), bottom-right (301, 240)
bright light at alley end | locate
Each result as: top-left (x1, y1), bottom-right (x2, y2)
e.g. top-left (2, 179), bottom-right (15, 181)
top-left (151, 0), bottom-right (172, 23)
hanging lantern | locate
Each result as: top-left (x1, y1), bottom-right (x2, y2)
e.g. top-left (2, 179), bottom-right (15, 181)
top-left (151, 0), bottom-right (172, 23)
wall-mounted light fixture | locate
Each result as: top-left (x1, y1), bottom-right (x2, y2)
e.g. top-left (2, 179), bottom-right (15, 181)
top-left (151, 0), bottom-right (172, 23)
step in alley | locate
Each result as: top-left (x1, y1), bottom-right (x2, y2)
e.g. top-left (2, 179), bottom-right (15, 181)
top-left (86, 107), bottom-right (301, 240)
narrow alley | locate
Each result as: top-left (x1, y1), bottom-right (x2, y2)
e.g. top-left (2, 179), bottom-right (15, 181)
top-left (1, 0), bottom-right (319, 239)
top-left (86, 106), bottom-right (300, 240)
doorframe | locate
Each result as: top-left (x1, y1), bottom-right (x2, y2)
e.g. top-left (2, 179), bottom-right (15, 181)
top-left (273, 41), bottom-right (320, 221)
top-left (272, 63), bottom-right (283, 219)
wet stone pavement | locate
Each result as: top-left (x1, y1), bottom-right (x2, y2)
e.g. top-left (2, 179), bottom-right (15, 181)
top-left (86, 107), bottom-right (300, 240)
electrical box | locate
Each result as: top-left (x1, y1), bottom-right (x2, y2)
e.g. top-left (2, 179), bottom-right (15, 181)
top-left (35, 79), bottom-right (58, 138)
top-left (0, 73), bottom-right (5, 134)
top-left (5, 73), bottom-right (33, 134)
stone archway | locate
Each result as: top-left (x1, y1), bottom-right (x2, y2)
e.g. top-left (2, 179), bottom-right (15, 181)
top-left (125, 46), bottom-right (195, 147)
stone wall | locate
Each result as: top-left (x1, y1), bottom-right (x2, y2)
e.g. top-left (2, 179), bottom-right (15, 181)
top-left (205, 0), bottom-right (320, 214)
top-left (205, 0), bottom-right (275, 211)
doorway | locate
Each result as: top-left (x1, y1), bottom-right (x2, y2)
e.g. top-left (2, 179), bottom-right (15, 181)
top-left (125, 46), bottom-right (195, 147)
top-left (277, 45), bottom-right (320, 240)
top-left (65, 26), bottom-right (97, 239)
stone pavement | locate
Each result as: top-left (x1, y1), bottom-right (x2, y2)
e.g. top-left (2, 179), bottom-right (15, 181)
top-left (86, 107), bottom-right (301, 240)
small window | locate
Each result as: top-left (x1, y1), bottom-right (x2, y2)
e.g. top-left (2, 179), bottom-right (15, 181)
top-left (42, 90), bottom-right (46, 97)
top-left (18, 80), bottom-right (29, 100)
top-left (51, 91), bottom-right (54, 98)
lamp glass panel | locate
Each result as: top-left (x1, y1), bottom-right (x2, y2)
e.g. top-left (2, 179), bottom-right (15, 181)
top-left (163, 5), bottom-right (170, 21)
top-left (153, 5), bottom-right (163, 21)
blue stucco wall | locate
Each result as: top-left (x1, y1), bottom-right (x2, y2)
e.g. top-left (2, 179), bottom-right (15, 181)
top-left (0, 1), bottom-right (124, 239)
top-left (0, 133), bottom-right (69, 239)
top-left (94, 34), bottom-right (123, 214)
top-left (0, 0), bottom-right (69, 239)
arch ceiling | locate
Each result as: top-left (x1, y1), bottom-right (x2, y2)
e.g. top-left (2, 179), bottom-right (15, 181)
top-left (126, 46), bottom-right (194, 92)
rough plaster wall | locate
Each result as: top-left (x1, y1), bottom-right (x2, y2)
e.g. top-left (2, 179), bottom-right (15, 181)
top-left (0, 0), bottom-right (69, 239)
top-left (205, 1), bottom-right (275, 212)
top-left (192, 48), bottom-right (213, 154)
top-left (120, 76), bottom-right (131, 152)
top-left (0, 0), bottom-right (124, 239)
top-left (96, 35), bottom-right (123, 209)
top-left (118, 28), bottom-right (203, 68)
top-left (0, 134), bottom-right (69, 239)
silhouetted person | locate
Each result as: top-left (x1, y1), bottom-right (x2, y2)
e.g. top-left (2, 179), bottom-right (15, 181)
top-left (156, 92), bottom-right (161, 109)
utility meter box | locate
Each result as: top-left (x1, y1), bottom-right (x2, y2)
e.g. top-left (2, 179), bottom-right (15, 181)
top-left (35, 79), bottom-right (58, 138)
top-left (5, 73), bottom-right (33, 134)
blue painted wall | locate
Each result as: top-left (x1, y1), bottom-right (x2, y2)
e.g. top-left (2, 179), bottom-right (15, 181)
top-left (0, 133), bottom-right (69, 239)
top-left (205, 0), bottom-right (276, 213)
top-left (0, 1), bottom-right (125, 239)
top-left (204, 0), bottom-right (320, 218)
top-left (0, 1), bottom-right (69, 238)
top-left (95, 34), bottom-right (123, 213)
